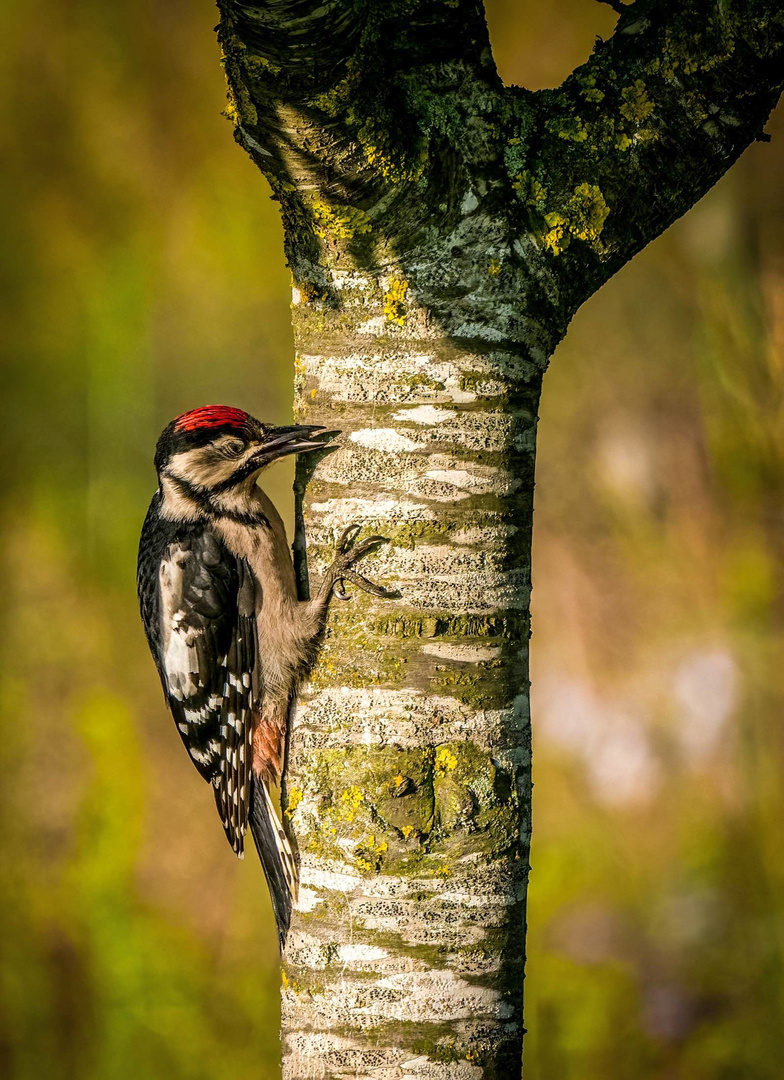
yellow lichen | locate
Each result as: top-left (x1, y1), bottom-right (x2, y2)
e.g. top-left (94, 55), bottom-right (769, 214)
top-left (512, 170), bottom-right (547, 206)
top-left (488, 258), bottom-right (502, 277)
top-left (285, 787), bottom-right (303, 818)
top-left (544, 183), bottom-right (610, 255)
top-left (311, 199), bottom-right (372, 241)
top-left (339, 785), bottom-right (364, 821)
top-left (578, 73), bottom-right (605, 103)
top-left (384, 277), bottom-right (409, 325)
top-left (620, 80), bottom-right (655, 124)
top-left (435, 747), bottom-right (458, 774)
top-left (547, 115), bottom-right (589, 142)
top-left (296, 280), bottom-right (328, 304)
top-left (353, 834), bottom-right (389, 873)
top-left (543, 211), bottom-right (570, 255)
top-left (567, 182), bottom-right (610, 243)
top-left (221, 77), bottom-right (258, 126)
top-left (244, 53), bottom-right (280, 78)
top-left (219, 41), bottom-right (258, 128)
top-left (362, 140), bottom-right (428, 184)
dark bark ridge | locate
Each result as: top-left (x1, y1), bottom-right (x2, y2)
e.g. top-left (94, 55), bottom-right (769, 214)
top-left (214, 1), bottom-right (783, 1076)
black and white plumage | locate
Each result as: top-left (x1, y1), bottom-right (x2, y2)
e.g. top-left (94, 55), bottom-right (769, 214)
top-left (137, 405), bottom-right (396, 947)
top-left (138, 507), bottom-right (255, 853)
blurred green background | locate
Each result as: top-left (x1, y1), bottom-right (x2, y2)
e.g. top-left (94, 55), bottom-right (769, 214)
top-left (1, 2), bottom-right (782, 1077)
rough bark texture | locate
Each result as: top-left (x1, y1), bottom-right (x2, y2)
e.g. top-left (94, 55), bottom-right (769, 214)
top-left (214, 1), bottom-right (784, 1075)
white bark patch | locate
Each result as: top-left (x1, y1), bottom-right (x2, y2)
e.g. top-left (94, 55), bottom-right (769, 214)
top-left (312, 445), bottom-right (518, 504)
top-left (292, 688), bottom-right (528, 751)
top-left (402, 571), bottom-right (530, 613)
top-left (330, 270), bottom-right (374, 292)
top-left (423, 467), bottom-right (510, 495)
top-left (286, 932), bottom-right (394, 972)
top-left (283, 1032), bottom-right (483, 1079)
top-left (392, 405), bottom-right (457, 425)
top-left (422, 643), bottom-right (501, 663)
top-left (399, 1057), bottom-right (482, 1079)
top-left (461, 190), bottom-right (479, 213)
top-left (358, 543), bottom-right (503, 576)
top-left (361, 410), bottom-right (518, 453)
top-left (339, 943), bottom-right (390, 966)
top-left (349, 428), bottom-right (420, 453)
top-left (441, 383), bottom-right (476, 403)
top-left (303, 351), bottom-right (480, 405)
top-left (298, 854), bottom-right (512, 897)
top-left (294, 886), bottom-right (324, 913)
top-left (310, 497), bottom-right (434, 525)
top-left (357, 315), bottom-right (386, 336)
top-left (285, 968), bottom-right (512, 1027)
top-left (361, 970), bottom-right (510, 1022)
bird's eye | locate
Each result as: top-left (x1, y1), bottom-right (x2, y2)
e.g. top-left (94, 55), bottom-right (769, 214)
top-left (222, 438), bottom-right (246, 458)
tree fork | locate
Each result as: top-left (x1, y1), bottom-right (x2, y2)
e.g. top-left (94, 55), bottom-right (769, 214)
top-left (215, 0), bottom-right (783, 1075)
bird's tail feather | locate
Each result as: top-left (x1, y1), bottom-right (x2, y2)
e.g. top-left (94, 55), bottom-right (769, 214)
top-left (249, 776), bottom-right (298, 948)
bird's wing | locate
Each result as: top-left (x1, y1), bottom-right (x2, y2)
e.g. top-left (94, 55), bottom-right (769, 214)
top-left (139, 512), bottom-right (257, 856)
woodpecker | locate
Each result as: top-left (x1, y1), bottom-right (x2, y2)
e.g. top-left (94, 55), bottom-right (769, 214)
top-left (137, 405), bottom-right (394, 945)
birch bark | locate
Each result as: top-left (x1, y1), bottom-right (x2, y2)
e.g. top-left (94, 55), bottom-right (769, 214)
top-left (284, 257), bottom-right (546, 1078)
top-left (214, 1), bottom-right (784, 1075)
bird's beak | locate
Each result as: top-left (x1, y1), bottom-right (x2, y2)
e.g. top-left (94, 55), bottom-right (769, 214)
top-left (252, 425), bottom-right (333, 464)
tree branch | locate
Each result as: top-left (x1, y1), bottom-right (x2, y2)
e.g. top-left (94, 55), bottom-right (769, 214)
top-left (508, 0), bottom-right (784, 315)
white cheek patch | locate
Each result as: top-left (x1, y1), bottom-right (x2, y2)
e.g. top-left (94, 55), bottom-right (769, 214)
top-left (167, 443), bottom-right (259, 490)
top-left (167, 448), bottom-right (233, 489)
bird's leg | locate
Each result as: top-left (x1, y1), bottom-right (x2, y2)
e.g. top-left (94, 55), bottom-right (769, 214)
top-left (317, 524), bottom-right (399, 602)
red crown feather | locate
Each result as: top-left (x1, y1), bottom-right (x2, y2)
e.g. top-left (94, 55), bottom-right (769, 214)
top-left (174, 406), bottom-right (252, 432)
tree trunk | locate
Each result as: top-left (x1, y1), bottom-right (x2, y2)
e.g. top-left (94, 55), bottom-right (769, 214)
top-left (214, 1), bottom-right (784, 1075)
top-left (285, 260), bottom-right (545, 1077)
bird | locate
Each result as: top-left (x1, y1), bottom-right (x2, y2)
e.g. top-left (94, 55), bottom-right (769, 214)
top-left (136, 405), bottom-right (395, 946)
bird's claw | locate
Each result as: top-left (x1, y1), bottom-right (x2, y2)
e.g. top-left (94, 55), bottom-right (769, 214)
top-left (335, 523), bottom-right (362, 553)
top-left (333, 578), bottom-right (352, 601)
top-left (325, 524), bottom-right (399, 601)
top-left (342, 568), bottom-right (399, 599)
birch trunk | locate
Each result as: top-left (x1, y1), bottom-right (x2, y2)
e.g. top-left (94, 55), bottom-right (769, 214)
top-left (214, 0), bottom-right (784, 1075)
top-left (284, 260), bottom-right (545, 1078)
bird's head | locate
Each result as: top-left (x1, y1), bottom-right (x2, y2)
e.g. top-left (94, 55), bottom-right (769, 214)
top-left (155, 406), bottom-right (330, 498)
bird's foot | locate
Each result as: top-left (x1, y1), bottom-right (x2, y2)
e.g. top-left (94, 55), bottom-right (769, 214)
top-left (323, 524), bottom-right (399, 601)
